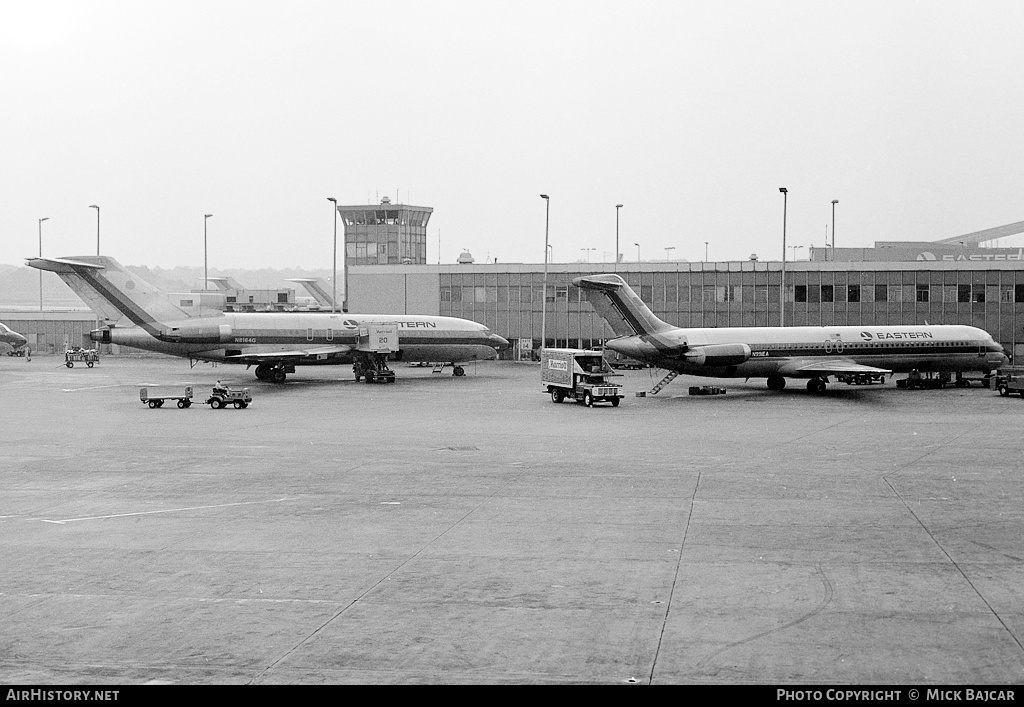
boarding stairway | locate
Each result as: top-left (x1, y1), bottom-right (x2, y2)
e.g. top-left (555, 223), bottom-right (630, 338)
top-left (639, 370), bottom-right (679, 396)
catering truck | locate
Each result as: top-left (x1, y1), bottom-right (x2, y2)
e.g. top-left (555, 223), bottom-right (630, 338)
top-left (541, 348), bottom-right (624, 407)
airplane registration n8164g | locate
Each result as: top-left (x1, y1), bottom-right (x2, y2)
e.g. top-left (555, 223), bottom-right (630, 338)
top-left (28, 256), bottom-right (509, 383)
top-left (574, 273), bottom-right (1007, 393)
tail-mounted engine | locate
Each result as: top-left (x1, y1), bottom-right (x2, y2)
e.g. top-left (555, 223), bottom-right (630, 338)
top-left (158, 323), bottom-right (233, 344)
top-left (683, 343), bottom-right (752, 367)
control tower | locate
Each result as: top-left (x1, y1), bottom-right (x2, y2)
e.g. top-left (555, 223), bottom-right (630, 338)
top-left (336, 196), bottom-right (433, 266)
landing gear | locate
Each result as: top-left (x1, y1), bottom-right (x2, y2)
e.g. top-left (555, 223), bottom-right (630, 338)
top-left (806, 378), bottom-right (827, 393)
top-left (255, 363), bottom-right (289, 383)
top-left (767, 374), bottom-right (787, 391)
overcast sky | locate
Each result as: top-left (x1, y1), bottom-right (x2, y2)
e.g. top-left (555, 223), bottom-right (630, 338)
top-left (2, 0), bottom-right (1023, 270)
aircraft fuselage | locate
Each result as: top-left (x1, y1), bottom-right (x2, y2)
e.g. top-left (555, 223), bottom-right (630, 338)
top-left (98, 311), bottom-right (505, 365)
top-left (606, 324), bottom-right (1006, 378)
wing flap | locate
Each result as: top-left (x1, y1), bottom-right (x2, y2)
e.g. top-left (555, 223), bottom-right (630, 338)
top-left (780, 359), bottom-right (891, 376)
top-left (224, 345), bottom-right (352, 364)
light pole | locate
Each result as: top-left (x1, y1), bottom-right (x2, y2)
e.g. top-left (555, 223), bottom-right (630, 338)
top-left (89, 205), bottom-right (102, 338)
top-left (38, 217), bottom-right (48, 312)
top-left (89, 205), bottom-right (100, 255)
top-left (540, 194), bottom-right (550, 351)
top-left (581, 247), bottom-right (595, 262)
top-left (665, 246), bottom-right (675, 260)
top-left (779, 187), bottom-right (788, 326)
top-left (203, 214), bottom-right (212, 290)
top-left (831, 199), bottom-right (838, 259)
top-left (328, 198), bottom-right (338, 313)
top-left (788, 244), bottom-right (804, 260)
top-left (615, 203), bottom-right (623, 270)
top-left (705, 241), bottom-right (709, 262)
top-left (635, 242), bottom-right (640, 262)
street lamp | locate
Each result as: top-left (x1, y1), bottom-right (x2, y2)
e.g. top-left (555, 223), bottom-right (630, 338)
top-left (540, 194), bottom-right (550, 351)
top-left (635, 242), bottom-right (640, 262)
top-left (665, 246), bottom-right (675, 260)
top-left (705, 241), bottom-right (709, 262)
top-left (779, 188), bottom-right (788, 326)
top-left (615, 203), bottom-right (623, 270)
top-left (831, 199), bottom-right (839, 259)
top-left (788, 244), bottom-right (804, 260)
top-left (38, 217), bottom-right (48, 311)
top-left (581, 247), bottom-right (595, 262)
top-left (203, 214), bottom-right (212, 290)
top-left (89, 205), bottom-right (100, 255)
top-left (328, 198), bottom-right (338, 313)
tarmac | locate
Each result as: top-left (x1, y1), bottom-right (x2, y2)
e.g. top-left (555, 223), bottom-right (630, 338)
top-left (1, 353), bottom-right (1022, 685)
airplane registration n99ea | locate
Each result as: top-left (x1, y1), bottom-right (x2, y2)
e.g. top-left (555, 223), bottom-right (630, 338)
top-left (574, 273), bottom-right (1007, 393)
top-left (28, 256), bottom-right (509, 383)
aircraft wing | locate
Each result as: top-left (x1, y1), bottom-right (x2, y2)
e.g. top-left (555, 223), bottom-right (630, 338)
top-left (223, 345), bottom-right (353, 364)
top-left (779, 359), bottom-right (891, 376)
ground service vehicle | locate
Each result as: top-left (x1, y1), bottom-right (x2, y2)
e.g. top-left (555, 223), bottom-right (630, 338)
top-left (206, 383), bottom-right (252, 409)
top-left (689, 385), bottom-right (727, 395)
top-left (994, 368), bottom-right (1024, 397)
top-left (140, 386), bottom-right (194, 409)
top-left (896, 370), bottom-right (952, 389)
top-left (953, 372), bottom-right (992, 388)
top-left (836, 372), bottom-right (886, 385)
top-left (65, 347), bottom-right (99, 368)
top-left (541, 348), bottom-right (624, 407)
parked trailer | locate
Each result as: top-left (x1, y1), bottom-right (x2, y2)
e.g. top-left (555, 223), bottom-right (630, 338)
top-left (65, 348), bottom-right (99, 368)
top-left (541, 348), bottom-right (624, 407)
top-left (994, 368), bottom-right (1024, 398)
top-left (689, 385), bottom-right (727, 396)
top-left (896, 370), bottom-right (952, 390)
top-left (836, 372), bottom-right (886, 385)
top-left (953, 371), bottom-right (993, 388)
top-left (206, 383), bottom-right (252, 409)
top-left (139, 386), bottom-right (194, 409)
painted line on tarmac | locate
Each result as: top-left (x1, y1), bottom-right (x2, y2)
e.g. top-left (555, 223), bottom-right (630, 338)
top-left (60, 384), bottom-right (131, 392)
top-left (36, 497), bottom-right (299, 524)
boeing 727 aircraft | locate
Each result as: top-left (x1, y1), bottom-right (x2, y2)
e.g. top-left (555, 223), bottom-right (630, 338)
top-left (575, 273), bottom-right (1007, 392)
top-left (28, 256), bottom-right (508, 383)
top-left (0, 322), bottom-right (28, 353)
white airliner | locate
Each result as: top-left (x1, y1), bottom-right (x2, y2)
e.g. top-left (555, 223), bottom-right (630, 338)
top-left (574, 274), bottom-right (1007, 392)
top-left (0, 322), bottom-right (28, 353)
top-left (28, 256), bottom-right (508, 383)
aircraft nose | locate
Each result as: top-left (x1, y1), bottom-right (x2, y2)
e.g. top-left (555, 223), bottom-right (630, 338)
top-left (490, 333), bottom-right (510, 351)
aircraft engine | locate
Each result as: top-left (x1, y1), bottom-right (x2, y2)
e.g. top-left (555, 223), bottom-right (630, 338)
top-left (684, 343), bottom-right (751, 367)
top-left (159, 323), bottom-right (233, 344)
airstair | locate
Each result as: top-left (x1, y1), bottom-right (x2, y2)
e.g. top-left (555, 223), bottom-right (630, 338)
top-left (636, 370), bottom-right (679, 397)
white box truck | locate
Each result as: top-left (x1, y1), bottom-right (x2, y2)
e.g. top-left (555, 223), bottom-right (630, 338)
top-left (541, 348), bottom-right (624, 407)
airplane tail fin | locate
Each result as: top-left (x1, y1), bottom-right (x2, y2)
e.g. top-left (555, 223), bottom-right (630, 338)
top-left (573, 274), bottom-right (676, 337)
top-left (26, 256), bottom-right (190, 329)
top-left (285, 278), bottom-right (338, 309)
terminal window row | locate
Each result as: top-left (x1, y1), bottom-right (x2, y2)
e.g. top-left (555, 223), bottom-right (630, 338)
top-left (440, 283), bottom-right (1024, 305)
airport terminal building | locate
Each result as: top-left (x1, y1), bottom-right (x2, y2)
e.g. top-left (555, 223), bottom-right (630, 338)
top-left (6, 215), bottom-right (1024, 364)
top-left (347, 256), bottom-right (1024, 362)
